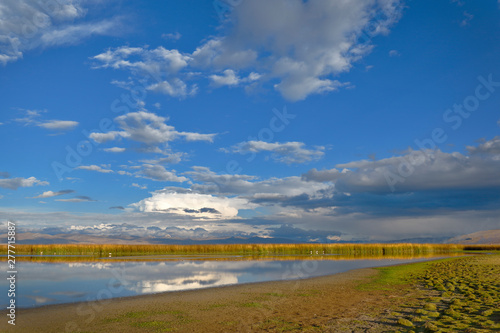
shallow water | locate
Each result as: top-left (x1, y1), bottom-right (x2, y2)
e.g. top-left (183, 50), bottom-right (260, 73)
top-left (0, 255), bottom-right (454, 309)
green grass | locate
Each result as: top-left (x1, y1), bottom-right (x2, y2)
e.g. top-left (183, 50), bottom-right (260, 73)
top-left (370, 255), bottom-right (500, 332)
top-left (240, 302), bottom-right (264, 308)
top-left (130, 320), bottom-right (175, 332)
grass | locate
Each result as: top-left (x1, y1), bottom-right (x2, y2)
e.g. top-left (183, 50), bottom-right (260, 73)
top-left (102, 309), bottom-right (196, 332)
top-left (240, 302), bottom-right (264, 308)
top-left (363, 254), bottom-right (500, 332)
top-left (0, 243), bottom-right (468, 257)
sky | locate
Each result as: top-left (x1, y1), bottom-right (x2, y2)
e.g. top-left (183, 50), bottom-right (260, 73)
top-left (1, 0), bottom-right (500, 242)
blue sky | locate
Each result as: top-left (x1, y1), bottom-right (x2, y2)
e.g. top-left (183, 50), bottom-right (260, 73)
top-left (1, 0), bottom-right (499, 242)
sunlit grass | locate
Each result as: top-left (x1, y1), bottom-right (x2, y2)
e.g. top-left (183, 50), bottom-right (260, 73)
top-left (0, 243), bottom-right (469, 257)
top-left (367, 254), bottom-right (500, 332)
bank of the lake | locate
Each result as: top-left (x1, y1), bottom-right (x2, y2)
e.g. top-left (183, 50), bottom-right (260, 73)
top-left (1, 254), bottom-right (498, 332)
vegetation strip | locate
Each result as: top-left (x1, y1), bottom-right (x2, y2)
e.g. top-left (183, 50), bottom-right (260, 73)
top-left (3, 243), bottom-right (497, 257)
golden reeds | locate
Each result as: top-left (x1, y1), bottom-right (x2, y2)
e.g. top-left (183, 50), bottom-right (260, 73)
top-left (0, 243), bottom-right (467, 257)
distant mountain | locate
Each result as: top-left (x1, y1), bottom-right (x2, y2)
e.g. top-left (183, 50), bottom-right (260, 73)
top-left (445, 229), bottom-right (500, 244)
top-left (385, 237), bottom-right (450, 244)
top-left (0, 232), bottom-right (306, 245)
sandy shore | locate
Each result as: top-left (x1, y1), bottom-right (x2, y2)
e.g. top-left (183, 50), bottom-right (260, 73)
top-left (0, 267), bottom-right (413, 332)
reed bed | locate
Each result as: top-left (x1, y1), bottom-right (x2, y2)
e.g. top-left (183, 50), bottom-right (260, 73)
top-left (0, 243), bottom-right (465, 257)
top-left (463, 244), bottom-right (500, 251)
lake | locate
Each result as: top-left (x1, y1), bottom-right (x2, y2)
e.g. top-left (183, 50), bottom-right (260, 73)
top-left (0, 255), bottom-right (448, 308)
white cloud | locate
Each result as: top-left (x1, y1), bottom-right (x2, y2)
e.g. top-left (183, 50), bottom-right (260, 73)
top-left (147, 79), bottom-right (196, 98)
top-left (90, 111), bottom-right (216, 148)
top-left (38, 19), bottom-right (119, 47)
top-left (31, 189), bottom-right (74, 198)
top-left (132, 189), bottom-right (254, 219)
top-left (0, 0), bottom-right (119, 65)
top-left (210, 69), bottom-right (240, 87)
top-left (227, 141), bottom-right (325, 164)
top-left (162, 32), bottom-right (182, 41)
top-left (131, 183), bottom-right (147, 190)
top-left (388, 50), bottom-right (400, 57)
top-left (91, 0), bottom-right (403, 101)
top-left (13, 109), bottom-right (78, 131)
top-left (0, 176), bottom-right (49, 190)
top-left (92, 46), bottom-right (194, 97)
top-left (209, 69), bottom-right (261, 87)
top-left (103, 147), bottom-right (126, 153)
top-left (76, 165), bottom-right (114, 173)
top-left (13, 109), bottom-right (45, 125)
top-left (89, 131), bottom-right (124, 143)
top-left (38, 120), bottom-right (78, 130)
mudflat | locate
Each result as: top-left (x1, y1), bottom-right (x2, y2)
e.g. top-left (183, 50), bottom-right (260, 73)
top-left (0, 267), bottom-right (410, 332)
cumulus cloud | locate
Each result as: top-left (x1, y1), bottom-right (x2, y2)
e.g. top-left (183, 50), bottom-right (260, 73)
top-left (210, 69), bottom-right (240, 87)
top-left (91, 0), bottom-right (403, 101)
top-left (227, 141), bottom-right (325, 164)
top-left (92, 46), bottom-right (195, 98)
top-left (0, 176), bottom-right (49, 190)
top-left (209, 69), bottom-right (260, 87)
top-left (0, 0), bottom-right (120, 65)
top-left (76, 165), bottom-right (114, 173)
top-left (31, 189), bottom-right (74, 198)
top-left (90, 111), bottom-right (216, 147)
top-left (466, 136), bottom-right (500, 155)
top-left (131, 189), bottom-right (254, 219)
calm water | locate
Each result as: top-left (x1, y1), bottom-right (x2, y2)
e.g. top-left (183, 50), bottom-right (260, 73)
top-left (0, 257), bottom-right (443, 308)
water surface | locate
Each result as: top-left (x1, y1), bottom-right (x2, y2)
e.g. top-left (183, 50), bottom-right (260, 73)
top-left (0, 256), bottom-right (449, 308)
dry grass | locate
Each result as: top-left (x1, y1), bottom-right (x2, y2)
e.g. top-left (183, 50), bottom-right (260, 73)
top-left (0, 243), bottom-right (466, 257)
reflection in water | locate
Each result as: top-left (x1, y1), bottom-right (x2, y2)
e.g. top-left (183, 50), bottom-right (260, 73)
top-left (132, 272), bottom-right (239, 293)
top-left (0, 255), bottom-right (455, 308)
top-left (9, 252), bottom-right (462, 263)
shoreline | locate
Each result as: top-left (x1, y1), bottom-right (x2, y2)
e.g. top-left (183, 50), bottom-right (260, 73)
top-left (12, 255), bottom-right (455, 311)
top-left (0, 263), bottom-right (420, 332)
